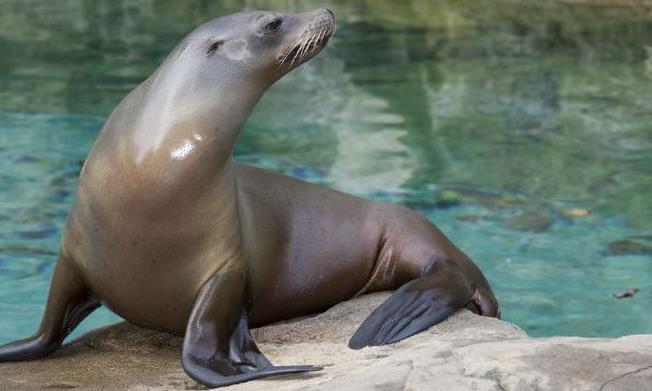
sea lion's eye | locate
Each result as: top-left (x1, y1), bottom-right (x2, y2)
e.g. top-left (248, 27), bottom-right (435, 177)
top-left (207, 40), bottom-right (223, 55)
top-left (265, 18), bottom-right (282, 32)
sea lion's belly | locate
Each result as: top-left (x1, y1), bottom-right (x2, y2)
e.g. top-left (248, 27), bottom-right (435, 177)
top-left (82, 251), bottom-right (201, 334)
top-left (64, 209), bottom-right (218, 334)
top-left (236, 164), bottom-right (388, 325)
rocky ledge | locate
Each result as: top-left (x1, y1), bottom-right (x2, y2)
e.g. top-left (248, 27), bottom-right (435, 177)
top-left (1, 292), bottom-right (651, 391)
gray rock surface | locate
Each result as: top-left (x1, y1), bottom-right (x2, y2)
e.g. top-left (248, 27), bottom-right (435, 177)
top-left (1, 292), bottom-right (651, 391)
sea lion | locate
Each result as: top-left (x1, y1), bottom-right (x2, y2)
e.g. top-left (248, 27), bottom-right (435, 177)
top-left (0, 9), bottom-right (499, 388)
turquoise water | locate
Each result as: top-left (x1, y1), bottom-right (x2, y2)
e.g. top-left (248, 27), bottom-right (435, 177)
top-left (0, 0), bottom-right (651, 342)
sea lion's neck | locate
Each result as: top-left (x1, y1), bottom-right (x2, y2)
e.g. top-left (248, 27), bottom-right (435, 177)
top-left (125, 60), bottom-right (267, 171)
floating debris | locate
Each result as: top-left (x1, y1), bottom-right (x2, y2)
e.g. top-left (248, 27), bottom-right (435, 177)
top-left (562, 208), bottom-right (591, 218)
top-left (613, 288), bottom-right (639, 299)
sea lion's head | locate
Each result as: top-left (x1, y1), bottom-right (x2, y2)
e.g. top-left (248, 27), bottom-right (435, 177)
top-left (169, 9), bottom-right (335, 89)
top-left (132, 9), bottom-right (334, 162)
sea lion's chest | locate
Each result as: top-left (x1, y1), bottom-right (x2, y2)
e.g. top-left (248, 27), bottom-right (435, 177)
top-left (61, 158), bottom-right (243, 333)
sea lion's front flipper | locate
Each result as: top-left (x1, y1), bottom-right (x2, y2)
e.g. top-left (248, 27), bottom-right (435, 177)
top-left (0, 256), bottom-right (100, 362)
top-left (181, 270), bottom-right (321, 388)
top-left (349, 264), bottom-right (476, 349)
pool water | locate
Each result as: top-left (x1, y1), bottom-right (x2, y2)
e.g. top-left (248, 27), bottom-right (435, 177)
top-left (0, 0), bottom-right (651, 343)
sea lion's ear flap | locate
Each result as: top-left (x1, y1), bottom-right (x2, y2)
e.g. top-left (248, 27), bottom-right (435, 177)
top-left (207, 40), bottom-right (224, 55)
top-left (222, 39), bottom-right (252, 61)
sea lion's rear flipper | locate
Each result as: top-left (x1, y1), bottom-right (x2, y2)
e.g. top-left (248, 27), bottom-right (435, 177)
top-left (348, 264), bottom-right (476, 349)
top-left (181, 270), bottom-right (321, 388)
top-left (0, 257), bottom-right (100, 362)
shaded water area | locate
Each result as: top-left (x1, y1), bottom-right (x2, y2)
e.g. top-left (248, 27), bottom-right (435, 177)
top-left (0, 0), bottom-right (651, 342)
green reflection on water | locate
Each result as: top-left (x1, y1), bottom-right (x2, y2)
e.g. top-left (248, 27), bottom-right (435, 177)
top-left (0, 0), bottom-right (650, 340)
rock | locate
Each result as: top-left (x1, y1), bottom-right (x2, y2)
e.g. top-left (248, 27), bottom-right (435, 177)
top-left (603, 239), bottom-right (652, 257)
top-left (1, 292), bottom-right (652, 390)
top-left (505, 211), bottom-right (553, 233)
top-left (456, 214), bottom-right (486, 223)
top-left (613, 288), bottom-right (640, 299)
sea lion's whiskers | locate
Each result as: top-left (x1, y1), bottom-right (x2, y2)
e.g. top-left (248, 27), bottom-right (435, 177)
top-left (301, 33), bottom-right (316, 58)
top-left (308, 25), bottom-right (327, 54)
top-left (278, 37), bottom-right (299, 65)
top-left (301, 30), bottom-right (316, 55)
top-left (279, 21), bottom-right (329, 67)
top-left (280, 39), bottom-right (299, 66)
top-left (315, 30), bottom-right (323, 48)
top-left (288, 40), bottom-right (303, 67)
top-left (295, 32), bottom-right (313, 64)
top-left (297, 36), bottom-right (309, 58)
top-left (315, 28), bottom-right (326, 49)
top-left (288, 34), bottom-right (308, 66)
top-left (311, 26), bottom-right (324, 49)
top-left (279, 46), bottom-right (293, 65)
top-left (304, 34), bottom-right (316, 55)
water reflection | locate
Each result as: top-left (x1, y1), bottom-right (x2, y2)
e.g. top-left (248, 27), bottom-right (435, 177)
top-left (296, 55), bottom-right (418, 193)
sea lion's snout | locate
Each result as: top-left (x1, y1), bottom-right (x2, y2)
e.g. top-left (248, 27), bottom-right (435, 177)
top-left (277, 8), bottom-right (335, 70)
